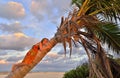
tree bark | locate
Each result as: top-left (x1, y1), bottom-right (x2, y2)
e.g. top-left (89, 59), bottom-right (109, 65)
top-left (95, 49), bottom-right (113, 78)
top-left (6, 37), bottom-right (58, 78)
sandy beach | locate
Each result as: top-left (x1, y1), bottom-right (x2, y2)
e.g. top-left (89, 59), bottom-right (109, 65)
top-left (0, 72), bottom-right (65, 78)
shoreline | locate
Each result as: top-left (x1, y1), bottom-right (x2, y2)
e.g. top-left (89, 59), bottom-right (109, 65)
top-left (0, 72), bottom-right (65, 78)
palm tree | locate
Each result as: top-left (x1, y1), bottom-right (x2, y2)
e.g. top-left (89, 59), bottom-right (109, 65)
top-left (6, 0), bottom-right (120, 78)
top-left (71, 0), bottom-right (120, 78)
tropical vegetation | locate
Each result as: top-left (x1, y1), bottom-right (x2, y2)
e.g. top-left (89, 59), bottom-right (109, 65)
top-left (63, 63), bottom-right (89, 78)
top-left (70, 0), bottom-right (120, 78)
top-left (63, 58), bottom-right (120, 78)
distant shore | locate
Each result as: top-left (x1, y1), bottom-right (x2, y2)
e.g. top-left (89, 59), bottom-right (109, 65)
top-left (0, 72), bottom-right (65, 78)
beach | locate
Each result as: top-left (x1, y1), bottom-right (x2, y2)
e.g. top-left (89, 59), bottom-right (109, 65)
top-left (0, 72), bottom-right (65, 78)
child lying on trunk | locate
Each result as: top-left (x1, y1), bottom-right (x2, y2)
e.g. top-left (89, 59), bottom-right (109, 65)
top-left (12, 38), bottom-right (49, 72)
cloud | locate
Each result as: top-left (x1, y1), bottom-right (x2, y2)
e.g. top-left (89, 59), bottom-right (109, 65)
top-left (0, 1), bottom-right (25, 19)
top-left (0, 21), bottom-right (24, 33)
top-left (0, 50), bottom-right (8, 56)
top-left (0, 32), bottom-right (38, 51)
top-left (0, 49), bottom-right (30, 64)
top-left (0, 63), bottom-right (12, 72)
top-left (47, 52), bottom-right (59, 59)
top-left (0, 46), bottom-right (87, 72)
top-left (57, 43), bottom-right (86, 56)
top-left (30, 0), bottom-right (71, 20)
top-left (6, 56), bottom-right (23, 62)
top-left (0, 60), bottom-right (8, 64)
top-left (32, 49), bottom-right (88, 72)
top-left (0, 60), bottom-right (12, 72)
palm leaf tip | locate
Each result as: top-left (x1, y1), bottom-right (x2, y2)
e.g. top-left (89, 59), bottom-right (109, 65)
top-left (71, 0), bottom-right (84, 7)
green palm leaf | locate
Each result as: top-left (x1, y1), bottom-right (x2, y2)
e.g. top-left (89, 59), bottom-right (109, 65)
top-left (93, 22), bottom-right (120, 53)
top-left (88, 0), bottom-right (120, 22)
top-left (71, 0), bottom-right (83, 7)
top-left (71, 0), bottom-right (120, 53)
top-left (72, 0), bottom-right (120, 22)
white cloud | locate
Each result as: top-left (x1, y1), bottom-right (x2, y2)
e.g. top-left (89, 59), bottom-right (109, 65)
top-left (6, 56), bottom-right (23, 63)
top-left (0, 60), bottom-right (8, 64)
top-left (0, 21), bottom-right (24, 33)
top-left (0, 33), bottom-right (38, 51)
top-left (0, 63), bottom-right (12, 72)
top-left (30, 0), bottom-right (71, 20)
top-left (32, 49), bottom-right (87, 72)
top-left (0, 1), bottom-right (25, 19)
top-left (0, 46), bottom-right (87, 72)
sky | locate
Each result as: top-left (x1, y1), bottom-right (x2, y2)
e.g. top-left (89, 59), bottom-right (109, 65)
top-left (0, 0), bottom-right (88, 72)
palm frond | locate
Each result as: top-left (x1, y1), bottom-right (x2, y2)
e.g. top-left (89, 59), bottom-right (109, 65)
top-left (89, 0), bottom-right (120, 22)
top-left (72, 0), bottom-right (120, 22)
top-left (93, 22), bottom-right (120, 53)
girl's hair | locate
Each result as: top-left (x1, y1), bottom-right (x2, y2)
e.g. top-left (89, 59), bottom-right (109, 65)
top-left (41, 38), bottom-right (49, 43)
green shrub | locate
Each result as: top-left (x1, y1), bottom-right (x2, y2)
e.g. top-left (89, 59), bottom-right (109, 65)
top-left (63, 58), bottom-right (120, 78)
top-left (63, 63), bottom-right (89, 78)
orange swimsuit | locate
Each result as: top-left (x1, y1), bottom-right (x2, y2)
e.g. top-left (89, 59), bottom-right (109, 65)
top-left (22, 44), bottom-right (39, 64)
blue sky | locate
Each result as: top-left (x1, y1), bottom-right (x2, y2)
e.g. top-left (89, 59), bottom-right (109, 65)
top-left (0, 0), bottom-right (88, 72)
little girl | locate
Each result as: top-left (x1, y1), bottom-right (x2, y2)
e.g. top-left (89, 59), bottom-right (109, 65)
top-left (11, 38), bottom-right (49, 72)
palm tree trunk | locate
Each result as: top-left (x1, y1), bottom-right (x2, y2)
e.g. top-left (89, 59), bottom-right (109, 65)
top-left (94, 36), bottom-right (113, 78)
top-left (6, 37), bottom-right (58, 78)
top-left (95, 48), bottom-right (113, 78)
